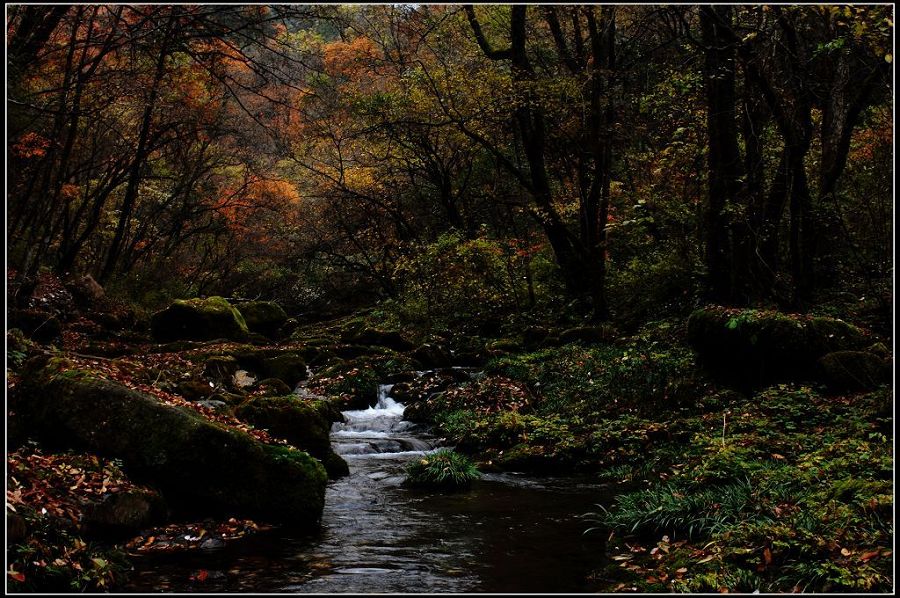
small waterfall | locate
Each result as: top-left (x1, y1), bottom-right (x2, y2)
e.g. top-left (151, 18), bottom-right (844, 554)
top-left (330, 382), bottom-right (434, 458)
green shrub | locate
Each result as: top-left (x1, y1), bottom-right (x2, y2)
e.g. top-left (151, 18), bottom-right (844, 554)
top-left (404, 449), bottom-right (480, 491)
top-left (390, 232), bottom-right (526, 328)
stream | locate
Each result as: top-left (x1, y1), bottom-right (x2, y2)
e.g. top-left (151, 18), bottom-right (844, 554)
top-left (124, 383), bottom-right (612, 592)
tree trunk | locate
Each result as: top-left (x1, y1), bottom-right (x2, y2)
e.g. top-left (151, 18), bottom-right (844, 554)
top-left (700, 5), bottom-right (746, 305)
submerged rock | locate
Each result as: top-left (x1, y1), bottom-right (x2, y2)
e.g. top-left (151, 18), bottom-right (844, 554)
top-left (20, 360), bottom-right (327, 527)
top-left (150, 297), bottom-right (249, 343)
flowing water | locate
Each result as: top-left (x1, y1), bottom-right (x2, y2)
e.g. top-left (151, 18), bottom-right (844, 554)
top-left (124, 383), bottom-right (613, 592)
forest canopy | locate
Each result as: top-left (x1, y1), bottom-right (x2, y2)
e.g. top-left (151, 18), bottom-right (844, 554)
top-left (7, 4), bottom-right (892, 325)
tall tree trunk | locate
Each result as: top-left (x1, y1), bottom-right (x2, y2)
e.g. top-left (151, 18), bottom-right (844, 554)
top-left (99, 15), bottom-right (176, 283)
top-left (700, 6), bottom-right (745, 305)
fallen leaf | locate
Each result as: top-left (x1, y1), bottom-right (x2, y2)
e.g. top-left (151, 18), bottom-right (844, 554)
top-left (840, 548), bottom-right (851, 556)
top-left (676, 567), bottom-right (688, 574)
top-left (859, 550), bottom-right (880, 562)
top-left (698, 554), bottom-right (716, 563)
top-left (763, 547), bottom-right (773, 565)
top-left (8, 570), bottom-right (26, 582)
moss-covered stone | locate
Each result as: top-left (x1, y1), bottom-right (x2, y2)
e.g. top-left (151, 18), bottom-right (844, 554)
top-left (341, 327), bottom-right (415, 351)
top-left (19, 365), bottom-right (327, 527)
top-left (412, 343), bottom-right (452, 368)
top-left (236, 301), bottom-right (289, 338)
top-left (204, 355), bottom-right (239, 381)
top-left (485, 338), bottom-right (522, 354)
top-left (687, 307), bottom-right (872, 388)
top-left (235, 396), bottom-right (348, 479)
top-left (82, 489), bottom-right (168, 539)
top-left (818, 351), bottom-right (891, 392)
top-left (150, 297), bottom-right (249, 342)
top-left (176, 378), bottom-right (215, 400)
top-left (259, 354), bottom-right (307, 386)
top-left (252, 378), bottom-right (293, 396)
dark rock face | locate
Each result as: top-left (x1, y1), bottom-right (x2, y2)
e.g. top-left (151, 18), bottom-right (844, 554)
top-left (20, 362), bottom-right (327, 528)
top-left (252, 378), bottom-right (293, 396)
top-left (204, 356), bottom-right (239, 381)
top-left (8, 309), bottom-right (62, 344)
top-left (412, 343), bottom-right (452, 369)
top-left (341, 328), bottom-right (415, 351)
top-left (150, 297), bottom-right (249, 343)
top-left (818, 351), bottom-right (891, 392)
top-left (237, 301), bottom-right (289, 338)
top-left (687, 307), bottom-right (872, 388)
top-left (259, 354), bottom-right (308, 386)
top-left (65, 274), bottom-right (105, 310)
top-left (8, 511), bottom-right (27, 544)
top-left (82, 489), bottom-right (167, 538)
top-left (235, 396), bottom-right (349, 479)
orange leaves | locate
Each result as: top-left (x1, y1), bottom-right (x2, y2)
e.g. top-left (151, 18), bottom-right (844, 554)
top-left (12, 132), bottom-right (51, 159)
top-left (323, 36), bottom-right (380, 78)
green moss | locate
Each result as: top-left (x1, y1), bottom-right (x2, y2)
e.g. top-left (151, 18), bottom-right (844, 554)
top-left (150, 296), bottom-right (249, 342)
top-left (18, 368), bottom-right (328, 527)
top-left (237, 301), bottom-right (288, 337)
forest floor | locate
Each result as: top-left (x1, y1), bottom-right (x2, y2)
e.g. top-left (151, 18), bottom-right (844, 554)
top-left (5, 272), bottom-right (894, 592)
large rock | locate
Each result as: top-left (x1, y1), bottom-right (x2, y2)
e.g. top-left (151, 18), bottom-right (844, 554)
top-left (259, 354), bottom-right (308, 386)
top-left (8, 309), bottom-right (62, 344)
top-left (818, 351), bottom-right (891, 392)
top-left (341, 328), bottom-right (415, 351)
top-left (20, 360), bottom-right (327, 527)
top-left (237, 301), bottom-right (289, 338)
top-left (150, 297), bottom-right (249, 343)
top-left (687, 307), bottom-right (871, 387)
top-left (235, 396), bottom-right (349, 479)
top-left (412, 343), bottom-right (452, 369)
top-left (82, 489), bottom-right (167, 538)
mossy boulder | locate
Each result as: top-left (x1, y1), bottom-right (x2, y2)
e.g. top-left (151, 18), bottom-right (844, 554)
top-left (82, 489), bottom-right (168, 539)
top-left (227, 349), bottom-right (308, 386)
top-left (252, 378), bottom-right (293, 396)
top-left (176, 378), bottom-right (215, 401)
top-left (485, 338), bottom-right (522, 355)
top-left (341, 328), bottom-right (415, 351)
top-left (260, 354), bottom-right (307, 386)
top-left (687, 307), bottom-right (872, 388)
top-left (522, 326), bottom-right (551, 350)
top-left (19, 362), bottom-right (327, 527)
top-left (236, 301), bottom-right (289, 338)
top-left (818, 351), bottom-right (891, 393)
top-left (203, 355), bottom-right (239, 381)
top-left (412, 343), bottom-right (452, 369)
top-left (235, 396), bottom-right (348, 478)
top-left (150, 297), bottom-right (249, 342)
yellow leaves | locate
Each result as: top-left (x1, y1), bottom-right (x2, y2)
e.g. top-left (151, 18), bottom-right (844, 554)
top-left (884, 54), bottom-right (892, 64)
